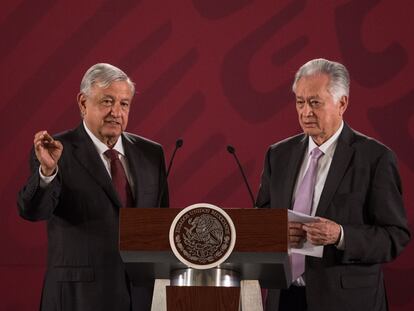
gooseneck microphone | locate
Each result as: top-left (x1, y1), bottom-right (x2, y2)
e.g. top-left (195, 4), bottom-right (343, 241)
top-left (167, 139), bottom-right (183, 177)
top-left (157, 138), bottom-right (184, 207)
top-left (226, 145), bottom-right (255, 208)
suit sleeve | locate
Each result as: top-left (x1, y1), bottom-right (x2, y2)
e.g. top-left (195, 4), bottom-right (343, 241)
top-left (341, 150), bottom-right (410, 263)
top-left (17, 149), bottom-right (62, 221)
top-left (255, 147), bottom-right (271, 208)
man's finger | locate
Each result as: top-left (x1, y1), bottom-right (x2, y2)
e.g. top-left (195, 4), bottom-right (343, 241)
top-left (289, 222), bottom-right (304, 230)
top-left (34, 140), bottom-right (43, 151)
top-left (53, 140), bottom-right (63, 149)
top-left (34, 131), bottom-right (53, 146)
top-left (303, 224), bottom-right (319, 233)
top-left (303, 222), bottom-right (326, 232)
top-left (41, 132), bottom-right (54, 144)
top-left (290, 227), bottom-right (305, 234)
top-left (290, 235), bottom-right (304, 242)
top-left (34, 131), bottom-right (45, 143)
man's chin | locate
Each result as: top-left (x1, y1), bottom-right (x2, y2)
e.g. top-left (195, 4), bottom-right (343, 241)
top-left (100, 130), bottom-right (122, 143)
top-left (302, 128), bottom-right (322, 137)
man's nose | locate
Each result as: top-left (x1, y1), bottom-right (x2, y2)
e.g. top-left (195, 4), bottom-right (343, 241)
top-left (110, 103), bottom-right (122, 116)
top-left (302, 103), bottom-right (313, 116)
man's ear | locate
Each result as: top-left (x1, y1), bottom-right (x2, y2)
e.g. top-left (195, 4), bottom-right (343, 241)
top-left (77, 93), bottom-right (87, 117)
top-left (338, 95), bottom-right (348, 116)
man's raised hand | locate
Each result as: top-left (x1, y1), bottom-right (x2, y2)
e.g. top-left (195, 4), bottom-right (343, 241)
top-left (34, 131), bottom-right (63, 176)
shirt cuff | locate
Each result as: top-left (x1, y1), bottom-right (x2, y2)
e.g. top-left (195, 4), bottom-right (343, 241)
top-left (39, 166), bottom-right (58, 188)
top-left (335, 225), bottom-right (345, 250)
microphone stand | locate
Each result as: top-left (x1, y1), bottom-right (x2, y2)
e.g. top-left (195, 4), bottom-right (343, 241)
top-left (157, 139), bottom-right (183, 207)
top-left (227, 145), bottom-right (255, 208)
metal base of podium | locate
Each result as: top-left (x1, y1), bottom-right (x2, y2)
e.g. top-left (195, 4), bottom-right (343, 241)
top-left (171, 268), bottom-right (240, 287)
top-left (151, 268), bottom-right (263, 311)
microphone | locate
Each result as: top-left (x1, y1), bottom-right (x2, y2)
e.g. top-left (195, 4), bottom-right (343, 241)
top-left (226, 145), bottom-right (255, 208)
top-left (167, 139), bottom-right (183, 177)
top-left (158, 138), bottom-right (184, 207)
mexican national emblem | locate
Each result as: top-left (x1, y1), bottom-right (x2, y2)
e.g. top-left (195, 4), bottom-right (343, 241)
top-left (169, 203), bottom-right (236, 269)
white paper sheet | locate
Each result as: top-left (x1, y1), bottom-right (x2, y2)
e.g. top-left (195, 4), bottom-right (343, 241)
top-left (288, 210), bottom-right (324, 258)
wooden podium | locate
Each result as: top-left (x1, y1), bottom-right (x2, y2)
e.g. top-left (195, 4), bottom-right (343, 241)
top-left (119, 208), bottom-right (290, 310)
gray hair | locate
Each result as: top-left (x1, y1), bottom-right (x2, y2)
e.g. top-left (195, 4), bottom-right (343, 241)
top-left (292, 58), bottom-right (350, 103)
top-left (80, 63), bottom-right (135, 95)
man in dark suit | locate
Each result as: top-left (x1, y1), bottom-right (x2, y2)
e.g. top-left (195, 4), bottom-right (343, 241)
top-left (256, 58), bottom-right (410, 311)
top-left (18, 63), bottom-right (168, 311)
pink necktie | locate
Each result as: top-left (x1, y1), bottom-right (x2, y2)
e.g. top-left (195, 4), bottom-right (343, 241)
top-left (104, 149), bottom-right (134, 207)
top-left (291, 147), bottom-right (324, 281)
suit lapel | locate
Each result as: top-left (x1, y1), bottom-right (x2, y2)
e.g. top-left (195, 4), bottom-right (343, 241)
top-left (71, 124), bottom-right (122, 208)
top-left (281, 136), bottom-right (308, 209)
top-left (123, 134), bottom-right (141, 207)
top-left (316, 124), bottom-right (355, 217)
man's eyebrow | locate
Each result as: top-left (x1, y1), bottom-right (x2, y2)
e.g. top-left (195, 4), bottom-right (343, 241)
top-left (309, 95), bottom-right (321, 100)
top-left (296, 95), bottom-right (321, 99)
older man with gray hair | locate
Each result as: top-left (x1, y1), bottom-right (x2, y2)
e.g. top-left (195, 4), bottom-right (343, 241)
top-left (18, 63), bottom-right (168, 311)
top-left (256, 58), bottom-right (410, 311)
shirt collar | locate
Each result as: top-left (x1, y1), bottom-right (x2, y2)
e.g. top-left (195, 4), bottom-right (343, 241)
top-left (308, 121), bottom-right (343, 157)
top-left (83, 121), bottom-right (125, 156)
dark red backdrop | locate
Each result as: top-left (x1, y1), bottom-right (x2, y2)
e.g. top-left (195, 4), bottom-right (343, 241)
top-left (1, 0), bottom-right (413, 310)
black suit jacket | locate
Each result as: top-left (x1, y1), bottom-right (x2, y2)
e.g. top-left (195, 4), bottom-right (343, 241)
top-left (18, 124), bottom-right (168, 311)
top-left (256, 124), bottom-right (410, 311)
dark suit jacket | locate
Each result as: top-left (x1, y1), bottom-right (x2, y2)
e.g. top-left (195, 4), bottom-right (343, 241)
top-left (256, 124), bottom-right (410, 311)
top-left (18, 123), bottom-right (168, 311)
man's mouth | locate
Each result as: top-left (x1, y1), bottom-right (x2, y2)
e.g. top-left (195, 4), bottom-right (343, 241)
top-left (303, 121), bottom-right (317, 126)
top-left (104, 120), bottom-right (120, 126)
